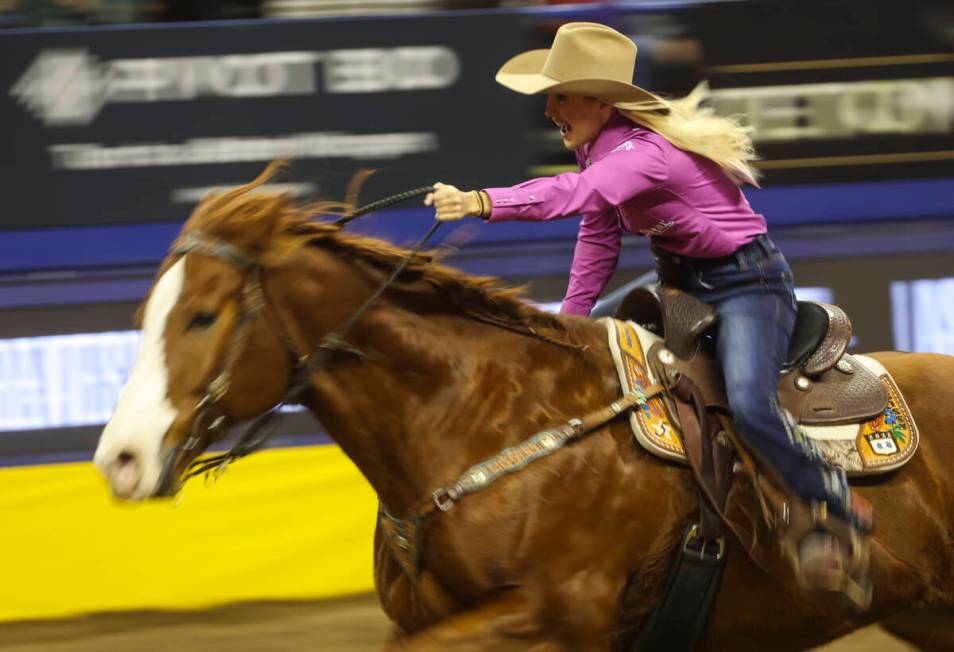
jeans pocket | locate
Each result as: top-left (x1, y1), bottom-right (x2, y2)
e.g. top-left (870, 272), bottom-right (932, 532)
top-left (695, 259), bottom-right (743, 289)
top-left (696, 270), bottom-right (716, 290)
top-left (697, 263), bottom-right (761, 292)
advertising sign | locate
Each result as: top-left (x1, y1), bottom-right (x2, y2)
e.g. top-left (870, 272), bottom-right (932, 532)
top-left (1, 14), bottom-right (531, 229)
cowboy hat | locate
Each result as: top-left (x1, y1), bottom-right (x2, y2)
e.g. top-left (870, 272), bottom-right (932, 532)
top-left (495, 22), bottom-right (662, 108)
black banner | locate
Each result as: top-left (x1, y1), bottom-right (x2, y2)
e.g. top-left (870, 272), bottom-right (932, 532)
top-left (1, 14), bottom-right (532, 230)
top-left (623, 0), bottom-right (954, 186)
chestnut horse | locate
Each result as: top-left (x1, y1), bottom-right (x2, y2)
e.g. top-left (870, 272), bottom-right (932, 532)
top-left (94, 169), bottom-right (954, 651)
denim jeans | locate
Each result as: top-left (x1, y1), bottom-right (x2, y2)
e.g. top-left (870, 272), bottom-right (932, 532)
top-left (599, 237), bottom-right (850, 517)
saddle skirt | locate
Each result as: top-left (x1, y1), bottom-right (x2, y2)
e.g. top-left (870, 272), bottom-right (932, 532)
top-left (603, 318), bottom-right (919, 476)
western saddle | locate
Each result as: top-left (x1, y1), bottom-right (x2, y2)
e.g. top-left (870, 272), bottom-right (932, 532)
top-left (615, 285), bottom-right (885, 615)
top-left (615, 285), bottom-right (888, 427)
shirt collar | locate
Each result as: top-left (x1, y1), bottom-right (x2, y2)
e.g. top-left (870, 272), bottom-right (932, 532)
top-left (579, 112), bottom-right (640, 163)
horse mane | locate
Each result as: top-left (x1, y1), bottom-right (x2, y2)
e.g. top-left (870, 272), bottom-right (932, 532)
top-left (162, 162), bottom-right (582, 348)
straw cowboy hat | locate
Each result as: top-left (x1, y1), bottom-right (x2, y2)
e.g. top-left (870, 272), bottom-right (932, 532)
top-left (495, 22), bottom-right (663, 108)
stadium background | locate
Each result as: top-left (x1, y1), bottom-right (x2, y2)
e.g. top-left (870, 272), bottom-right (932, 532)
top-left (0, 0), bottom-right (951, 647)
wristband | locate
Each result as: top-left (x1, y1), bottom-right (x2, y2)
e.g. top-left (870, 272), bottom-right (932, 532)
top-left (474, 191), bottom-right (487, 218)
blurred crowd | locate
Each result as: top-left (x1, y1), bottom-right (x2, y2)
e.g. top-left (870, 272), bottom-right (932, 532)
top-left (0, 0), bottom-right (596, 26)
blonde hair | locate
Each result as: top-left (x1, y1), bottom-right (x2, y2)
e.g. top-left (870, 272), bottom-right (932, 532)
top-left (617, 83), bottom-right (760, 186)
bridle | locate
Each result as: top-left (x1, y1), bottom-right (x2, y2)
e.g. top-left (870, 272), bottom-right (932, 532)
top-left (156, 186), bottom-right (439, 494)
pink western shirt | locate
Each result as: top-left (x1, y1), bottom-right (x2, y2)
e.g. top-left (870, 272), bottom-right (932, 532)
top-left (483, 112), bottom-right (767, 316)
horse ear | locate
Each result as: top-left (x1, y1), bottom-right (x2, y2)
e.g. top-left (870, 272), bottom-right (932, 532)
top-left (243, 192), bottom-right (294, 258)
top-left (182, 160), bottom-right (352, 266)
top-left (184, 174), bottom-right (292, 262)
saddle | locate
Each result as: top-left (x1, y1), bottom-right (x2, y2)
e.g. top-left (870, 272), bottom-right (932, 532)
top-left (608, 285), bottom-right (920, 611)
top-left (616, 285), bottom-right (889, 427)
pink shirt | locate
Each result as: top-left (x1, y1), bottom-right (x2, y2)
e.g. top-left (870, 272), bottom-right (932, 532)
top-left (483, 113), bottom-right (767, 316)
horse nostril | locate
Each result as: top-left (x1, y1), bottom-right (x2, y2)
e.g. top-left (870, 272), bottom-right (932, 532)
top-left (116, 450), bottom-right (136, 466)
top-left (108, 449), bottom-right (144, 499)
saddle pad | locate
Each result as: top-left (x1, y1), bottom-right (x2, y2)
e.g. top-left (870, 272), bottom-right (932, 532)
top-left (603, 318), bottom-right (919, 476)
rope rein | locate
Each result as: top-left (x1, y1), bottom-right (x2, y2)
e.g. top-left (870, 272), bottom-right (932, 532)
top-left (183, 187), bottom-right (438, 482)
top-left (334, 186), bottom-right (436, 227)
top-left (179, 184), bottom-right (582, 484)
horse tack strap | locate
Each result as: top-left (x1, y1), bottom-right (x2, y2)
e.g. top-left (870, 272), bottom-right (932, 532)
top-left (163, 270), bottom-right (270, 490)
top-left (636, 376), bottom-right (736, 652)
top-left (667, 373), bottom-right (770, 571)
top-left (635, 523), bottom-right (728, 652)
top-left (173, 231), bottom-right (258, 269)
top-left (379, 505), bottom-right (424, 579)
top-left (378, 388), bottom-right (663, 580)
top-left (429, 386), bottom-right (662, 514)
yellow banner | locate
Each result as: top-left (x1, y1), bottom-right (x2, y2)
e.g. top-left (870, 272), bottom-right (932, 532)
top-left (0, 445), bottom-right (378, 623)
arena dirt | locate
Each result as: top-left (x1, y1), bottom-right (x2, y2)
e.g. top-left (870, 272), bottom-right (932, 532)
top-left (0, 593), bottom-right (917, 651)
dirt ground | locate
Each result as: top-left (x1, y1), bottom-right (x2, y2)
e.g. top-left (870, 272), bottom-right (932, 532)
top-left (0, 593), bottom-right (919, 652)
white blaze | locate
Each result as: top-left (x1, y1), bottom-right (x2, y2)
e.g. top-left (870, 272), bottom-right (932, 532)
top-left (94, 258), bottom-right (185, 499)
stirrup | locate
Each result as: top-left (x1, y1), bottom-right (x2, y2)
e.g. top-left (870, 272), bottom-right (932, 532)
top-left (778, 499), bottom-right (872, 610)
top-left (795, 532), bottom-right (872, 608)
top-left (721, 424), bottom-right (873, 609)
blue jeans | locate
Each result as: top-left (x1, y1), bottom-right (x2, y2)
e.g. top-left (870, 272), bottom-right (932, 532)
top-left (599, 237), bottom-right (850, 517)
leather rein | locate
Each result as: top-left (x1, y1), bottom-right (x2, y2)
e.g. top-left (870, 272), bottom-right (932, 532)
top-left (157, 186), bottom-right (439, 492)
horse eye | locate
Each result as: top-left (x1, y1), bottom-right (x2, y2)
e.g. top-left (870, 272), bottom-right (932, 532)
top-left (187, 311), bottom-right (218, 330)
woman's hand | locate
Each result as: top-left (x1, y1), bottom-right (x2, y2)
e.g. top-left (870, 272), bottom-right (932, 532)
top-left (424, 182), bottom-right (485, 221)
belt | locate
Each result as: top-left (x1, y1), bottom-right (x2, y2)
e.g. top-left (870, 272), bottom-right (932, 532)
top-left (652, 235), bottom-right (776, 286)
top-left (673, 234), bottom-right (776, 270)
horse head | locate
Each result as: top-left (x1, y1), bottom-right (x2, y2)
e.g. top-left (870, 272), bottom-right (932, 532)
top-left (93, 163), bottom-right (330, 500)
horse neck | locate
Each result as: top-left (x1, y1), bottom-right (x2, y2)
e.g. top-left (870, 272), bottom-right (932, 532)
top-left (264, 246), bottom-right (601, 515)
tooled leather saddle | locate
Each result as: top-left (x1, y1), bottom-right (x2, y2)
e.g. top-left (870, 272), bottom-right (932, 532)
top-left (615, 285), bottom-right (888, 428)
top-left (614, 285), bottom-right (909, 640)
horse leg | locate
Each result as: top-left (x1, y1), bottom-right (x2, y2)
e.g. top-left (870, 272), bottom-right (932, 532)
top-left (881, 606), bottom-right (954, 651)
top-left (382, 592), bottom-right (568, 652)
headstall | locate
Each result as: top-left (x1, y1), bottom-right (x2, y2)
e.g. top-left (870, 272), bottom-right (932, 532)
top-left (157, 186), bottom-right (438, 492)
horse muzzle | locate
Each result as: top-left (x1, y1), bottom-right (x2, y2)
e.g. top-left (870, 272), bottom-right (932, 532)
top-left (97, 443), bottom-right (172, 501)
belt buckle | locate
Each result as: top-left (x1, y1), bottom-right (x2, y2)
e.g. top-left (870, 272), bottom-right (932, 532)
top-left (682, 523), bottom-right (726, 562)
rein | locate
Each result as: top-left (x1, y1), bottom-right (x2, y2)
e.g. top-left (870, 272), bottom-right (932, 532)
top-left (183, 221), bottom-right (443, 482)
top-left (167, 186), bottom-right (439, 486)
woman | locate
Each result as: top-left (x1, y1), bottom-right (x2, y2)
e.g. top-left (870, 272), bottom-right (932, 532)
top-left (425, 23), bottom-right (872, 544)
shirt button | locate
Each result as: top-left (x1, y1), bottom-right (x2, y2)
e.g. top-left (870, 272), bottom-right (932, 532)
top-left (529, 194), bottom-right (535, 199)
top-left (586, 158), bottom-right (592, 166)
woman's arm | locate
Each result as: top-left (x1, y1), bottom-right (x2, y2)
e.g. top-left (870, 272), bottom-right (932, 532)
top-left (485, 136), bottom-right (668, 223)
top-left (561, 209), bottom-right (622, 316)
top-left (426, 133), bottom-right (669, 223)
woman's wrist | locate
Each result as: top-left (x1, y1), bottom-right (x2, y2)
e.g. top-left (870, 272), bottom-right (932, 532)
top-left (470, 190), bottom-right (490, 219)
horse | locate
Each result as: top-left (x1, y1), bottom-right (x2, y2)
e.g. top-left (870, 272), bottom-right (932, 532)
top-left (93, 165), bottom-right (954, 651)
